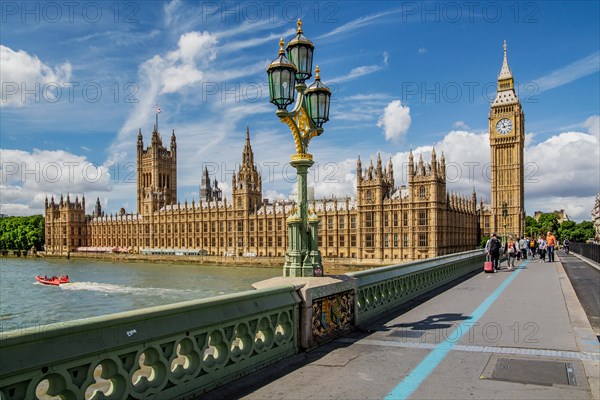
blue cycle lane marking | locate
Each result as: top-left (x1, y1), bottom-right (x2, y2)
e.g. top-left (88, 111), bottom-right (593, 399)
top-left (385, 259), bottom-right (530, 400)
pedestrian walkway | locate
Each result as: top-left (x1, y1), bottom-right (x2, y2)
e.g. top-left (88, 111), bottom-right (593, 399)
top-left (197, 257), bottom-right (600, 400)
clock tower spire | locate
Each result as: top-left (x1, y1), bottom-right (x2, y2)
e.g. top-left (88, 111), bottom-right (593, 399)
top-left (489, 40), bottom-right (525, 240)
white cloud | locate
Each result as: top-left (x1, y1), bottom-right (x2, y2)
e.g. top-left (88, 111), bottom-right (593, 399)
top-left (0, 45), bottom-right (72, 107)
top-left (0, 149), bottom-right (111, 215)
top-left (418, 47), bottom-right (427, 55)
top-left (317, 9), bottom-right (402, 40)
top-left (583, 115), bottom-right (599, 137)
top-left (533, 51), bottom-right (600, 93)
top-left (453, 120), bottom-right (469, 129)
top-left (383, 51), bottom-right (389, 66)
top-left (377, 100), bottom-right (411, 142)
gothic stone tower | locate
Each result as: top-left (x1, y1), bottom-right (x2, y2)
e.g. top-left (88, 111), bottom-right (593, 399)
top-left (44, 194), bottom-right (87, 254)
top-left (489, 41), bottom-right (525, 239)
top-left (232, 127), bottom-right (262, 214)
top-left (356, 153), bottom-right (395, 259)
top-left (137, 126), bottom-right (177, 215)
top-left (407, 149), bottom-right (447, 258)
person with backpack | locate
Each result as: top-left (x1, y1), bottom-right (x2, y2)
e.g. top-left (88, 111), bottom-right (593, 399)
top-left (563, 238), bottom-right (570, 255)
top-left (487, 233), bottom-right (502, 272)
top-left (518, 236), bottom-right (528, 260)
top-left (529, 237), bottom-right (537, 258)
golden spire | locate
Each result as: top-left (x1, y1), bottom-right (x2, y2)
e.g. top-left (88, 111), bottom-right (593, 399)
top-left (315, 66), bottom-right (320, 80)
top-left (278, 38), bottom-right (285, 55)
top-left (297, 19), bottom-right (303, 34)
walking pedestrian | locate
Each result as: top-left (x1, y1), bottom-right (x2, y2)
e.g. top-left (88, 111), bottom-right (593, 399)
top-left (546, 231), bottom-right (557, 262)
top-left (506, 236), bottom-right (518, 270)
top-left (518, 236), bottom-right (528, 260)
top-left (487, 233), bottom-right (502, 272)
top-left (537, 236), bottom-right (547, 262)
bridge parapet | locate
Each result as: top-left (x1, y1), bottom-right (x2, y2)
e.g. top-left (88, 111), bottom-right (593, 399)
top-left (348, 250), bottom-right (485, 325)
top-left (0, 286), bottom-right (299, 400)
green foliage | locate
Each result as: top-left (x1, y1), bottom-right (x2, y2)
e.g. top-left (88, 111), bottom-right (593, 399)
top-left (537, 213), bottom-right (559, 236)
top-left (0, 215), bottom-right (45, 250)
top-left (559, 220), bottom-right (595, 242)
top-left (525, 216), bottom-right (540, 237)
top-left (480, 236), bottom-right (490, 249)
top-left (526, 213), bottom-right (595, 243)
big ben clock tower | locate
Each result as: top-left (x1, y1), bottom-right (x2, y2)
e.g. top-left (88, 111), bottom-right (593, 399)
top-left (489, 41), bottom-right (525, 239)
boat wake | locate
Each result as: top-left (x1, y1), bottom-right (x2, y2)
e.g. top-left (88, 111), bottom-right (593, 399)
top-left (59, 281), bottom-right (193, 297)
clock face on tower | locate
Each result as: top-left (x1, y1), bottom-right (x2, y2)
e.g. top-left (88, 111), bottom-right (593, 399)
top-left (495, 118), bottom-right (513, 134)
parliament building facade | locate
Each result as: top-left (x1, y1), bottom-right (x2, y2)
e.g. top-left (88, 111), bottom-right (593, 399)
top-left (45, 43), bottom-right (526, 262)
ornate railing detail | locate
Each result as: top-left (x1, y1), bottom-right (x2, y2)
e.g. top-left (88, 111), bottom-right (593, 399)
top-left (348, 250), bottom-right (484, 324)
top-left (0, 286), bottom-right (298, 400)
top-left (311, 290), bottom-right (354, 345)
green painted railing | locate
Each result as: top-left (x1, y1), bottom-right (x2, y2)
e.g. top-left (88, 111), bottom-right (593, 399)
top-left (348, 250), bottom-right (485, 324)
top-left (0, 286), bottom-right (299, 400)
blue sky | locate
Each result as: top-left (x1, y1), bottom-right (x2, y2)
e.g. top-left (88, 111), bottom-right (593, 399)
top-left (1, 1), bottom-right (599, 221)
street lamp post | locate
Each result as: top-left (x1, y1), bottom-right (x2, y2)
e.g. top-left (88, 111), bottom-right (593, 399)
top-left (267, 19), bottom-right (331, 277)
top-left (502, 202), bottom-right (508, 245)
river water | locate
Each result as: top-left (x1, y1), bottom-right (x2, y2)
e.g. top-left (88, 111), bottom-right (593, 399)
top-left (0, 258), bottom-right (281, 333)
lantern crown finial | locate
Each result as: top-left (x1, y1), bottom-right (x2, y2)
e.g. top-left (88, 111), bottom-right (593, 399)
top-left (278, 38), bottom-right (285, 55)
top-left (297, 19), bottom-right (303, 34)
top-left (315, 66), bottom-right (321, 80)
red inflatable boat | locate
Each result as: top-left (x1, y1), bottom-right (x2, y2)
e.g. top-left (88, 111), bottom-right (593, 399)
top-left (36, 275), bottom-right (69, 286)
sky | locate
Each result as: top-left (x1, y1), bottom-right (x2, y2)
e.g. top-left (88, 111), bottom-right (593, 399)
top-left (1, 0), bottom-right (599, 221)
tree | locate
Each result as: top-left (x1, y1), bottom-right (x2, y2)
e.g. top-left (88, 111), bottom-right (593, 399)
top-left (525, 216), bottom-right (540, 237)
top-left (537, 213), bottom-right (559, 236)
top-left (0, 215), bottom-right (45, 250)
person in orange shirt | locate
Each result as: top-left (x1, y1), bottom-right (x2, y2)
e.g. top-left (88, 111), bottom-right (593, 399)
top-left (546, 231), bottom-right (557, 262)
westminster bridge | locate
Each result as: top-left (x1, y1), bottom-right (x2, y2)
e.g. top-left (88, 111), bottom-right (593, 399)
top-left (1, 250), bottom-right (599, 400)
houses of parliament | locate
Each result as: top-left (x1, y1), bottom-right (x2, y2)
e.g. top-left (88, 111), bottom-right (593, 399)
top-left (45, 42), bottom-right (525, 262)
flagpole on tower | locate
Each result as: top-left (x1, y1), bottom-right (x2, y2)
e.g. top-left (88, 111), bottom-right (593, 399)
top-left (155, 104), bottom-right (161, 132)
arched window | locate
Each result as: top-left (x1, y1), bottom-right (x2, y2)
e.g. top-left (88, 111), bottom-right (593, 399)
top-left (419, 186), bottom-right (426, 198)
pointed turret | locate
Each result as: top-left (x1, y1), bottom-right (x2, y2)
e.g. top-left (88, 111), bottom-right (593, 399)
top-left (408, 149), bottom-right (414, 178)
top-left (431, 148), bottom-right (437, 176)
top-left (493, 40), bottom-right (518, 105)
top-left (170, 129), bottom-right (176, 150)
top-left (357, 156), bottom-right (362, 182)
top-left (376, 153), bottom-right (383, 179)
top-left (45, 196), bottom-right (48, 208)
top-left (137, 129), bottom-right (143, 148)
top-left (388, 158), bottom-right (394, 181)
top-left (243, 126), bottom-right (254, 166)
top-left (498, 40), bottom-right (513, 81)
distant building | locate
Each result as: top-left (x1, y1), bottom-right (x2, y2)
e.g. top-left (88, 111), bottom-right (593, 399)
top-left (592, 193), bottom-right (600, 242)
top-left (533, 210), bottom-right (570, 224)
top-left (44, 127), bottom-right (481, 260)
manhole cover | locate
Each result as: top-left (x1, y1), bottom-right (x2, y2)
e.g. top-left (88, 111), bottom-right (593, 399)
top-left (491, 358), bottom-right (576, 386)
top-left (389, 330), bottom-right (425, 339)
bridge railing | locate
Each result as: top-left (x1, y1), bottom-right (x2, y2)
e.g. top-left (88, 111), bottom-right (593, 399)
top-left (569, 242), bottom-right (600, 264)
top-left (0, 286), bottom-right (299, 400)
top-left (347, 250), bottom-right (485, 324)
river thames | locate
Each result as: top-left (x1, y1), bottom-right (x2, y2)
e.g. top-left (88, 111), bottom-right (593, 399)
top-left (0, 258), bottom-right (281, 333)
